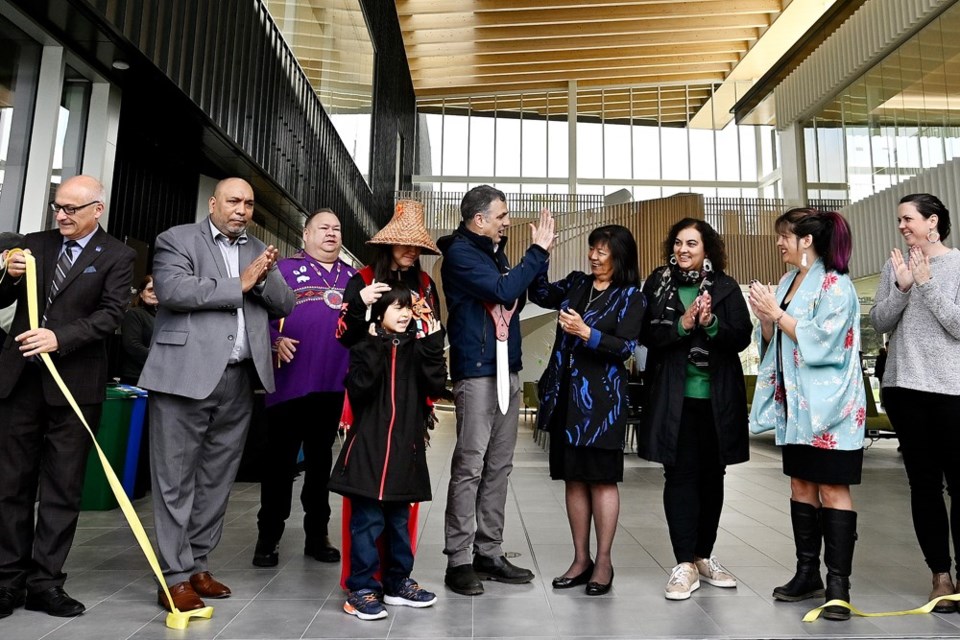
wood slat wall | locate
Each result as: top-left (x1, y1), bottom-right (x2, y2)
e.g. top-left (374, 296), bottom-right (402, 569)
top-left (402, 191), bottom-right (850, 288)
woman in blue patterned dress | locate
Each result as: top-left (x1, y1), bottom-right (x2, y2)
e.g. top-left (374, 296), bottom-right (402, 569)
top-left (529, 224), bottom-right (646, 596)
top-left (639, 219), bottom-right (753, 601)
top-left (748, 208), bottom-right (866, 621)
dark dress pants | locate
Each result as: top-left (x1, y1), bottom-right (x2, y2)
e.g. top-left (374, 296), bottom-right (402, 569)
top-left (0, 365), bottom-right (101, 591)
top-left (257, 391), bottom-right (344, 545)
top-left (662, 398), bottom-right (726, 564)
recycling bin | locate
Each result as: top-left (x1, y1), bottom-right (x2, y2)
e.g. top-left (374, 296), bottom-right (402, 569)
top-left (79, 385), bottom-right (148, 510)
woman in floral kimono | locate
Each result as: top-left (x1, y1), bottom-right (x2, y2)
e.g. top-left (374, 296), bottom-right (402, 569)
top-left (748, 208), bottom-right (866, 621)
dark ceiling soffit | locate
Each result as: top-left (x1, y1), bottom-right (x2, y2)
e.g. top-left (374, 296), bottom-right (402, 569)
top-left (732, 0), bottom-right (868, 124)
top-left (12, 0), bottom-right (307, 233)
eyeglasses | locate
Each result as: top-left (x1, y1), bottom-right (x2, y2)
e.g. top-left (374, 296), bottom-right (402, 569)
top-left (49, 201), bottom-right (101, 215)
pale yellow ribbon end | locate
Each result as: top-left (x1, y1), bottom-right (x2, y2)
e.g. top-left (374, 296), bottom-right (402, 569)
top-left (165, 606), bottom-right (214, 629)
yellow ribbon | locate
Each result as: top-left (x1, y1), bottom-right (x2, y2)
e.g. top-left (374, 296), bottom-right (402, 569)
top-left (804, 594), bottom-right (960, 622)
top-left (14, 249), bottom-right (212, 629)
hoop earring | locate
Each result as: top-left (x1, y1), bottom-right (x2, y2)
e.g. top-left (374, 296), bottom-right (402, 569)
top-left (801, 251), bottom-right (808, 268)
top-left (669, 255), bottom-right (678, 266)
top-left (702, 258), bottom-right (713, 273)
top-left (927, 229), bottom-right (941, 244)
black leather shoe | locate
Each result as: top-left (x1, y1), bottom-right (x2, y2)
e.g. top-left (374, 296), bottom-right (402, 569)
top-left (445, 564), bottom-right (484, 595)
top-left (0, 586), bottom-right (26, 618)
top-left (552, 562), bottom-right (594, 589)
top-left (473, 555), bottom-right (534, 584)
top-left (304, 537), bottom-right (340, 563)
top-left (252, 539), bottom-right (279, 567)
top-left (25, 586), bottom-right (85, 617)
top-left (586, 568), bottom-right (614, 596)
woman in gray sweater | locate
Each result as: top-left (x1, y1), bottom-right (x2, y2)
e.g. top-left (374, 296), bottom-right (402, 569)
top-left (870, 193), bottom-right (960, 612)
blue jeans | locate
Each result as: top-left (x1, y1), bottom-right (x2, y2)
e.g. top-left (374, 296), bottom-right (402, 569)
top-left (347, 496), bottom-right (414, 592)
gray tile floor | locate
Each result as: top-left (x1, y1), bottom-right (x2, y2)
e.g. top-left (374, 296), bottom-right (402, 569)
top-left (5, 409), bottom-right (958, 639)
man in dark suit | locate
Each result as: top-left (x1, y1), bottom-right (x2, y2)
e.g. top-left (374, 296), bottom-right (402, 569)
top-left (0, 175), bottom-right (135, 618)
top-left (138, 177), bottom-right (294, 613)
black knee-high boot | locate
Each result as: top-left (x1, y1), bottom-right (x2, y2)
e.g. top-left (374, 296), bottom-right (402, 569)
top-left (773, 500), bottom-right (825, 601)
top-left (821, 507), bottom-right (857, 621)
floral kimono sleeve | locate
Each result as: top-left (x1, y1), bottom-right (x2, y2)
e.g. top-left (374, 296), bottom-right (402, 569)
top-left (793, 274), bottom-right (860, 368)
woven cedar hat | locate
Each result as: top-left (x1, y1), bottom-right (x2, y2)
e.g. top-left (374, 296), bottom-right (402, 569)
top-left (367, 199), bottom-right (439, 255)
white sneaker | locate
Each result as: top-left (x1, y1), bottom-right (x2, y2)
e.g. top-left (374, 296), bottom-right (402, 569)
top-left (665, 562), bottom-right (700, 600)
top-left (695, 555), bottom-right (737, 588)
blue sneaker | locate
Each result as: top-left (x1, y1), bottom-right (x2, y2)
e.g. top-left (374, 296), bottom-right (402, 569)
top-left (384, 578), bottom-right (438, 608)
top-left (343, 589), bottom-right (387, 620)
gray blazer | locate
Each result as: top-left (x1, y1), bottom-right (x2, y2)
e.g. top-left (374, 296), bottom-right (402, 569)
top-left (138, 218), bottom-right (295, 400)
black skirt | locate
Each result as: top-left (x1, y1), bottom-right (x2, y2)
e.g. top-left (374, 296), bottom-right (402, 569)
top-left (549, 433), bottom-right (624, 483)
top-left (781, 444), bottom-right (863, 485)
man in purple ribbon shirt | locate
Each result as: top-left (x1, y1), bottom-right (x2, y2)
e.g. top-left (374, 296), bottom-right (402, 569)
top-left (253, 209), bottom-right (357, 567)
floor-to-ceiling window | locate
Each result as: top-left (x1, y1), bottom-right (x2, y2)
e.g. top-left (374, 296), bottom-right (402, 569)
top-left (0, 13), bottom-right (41, 230)
top-left (413, 83), bottom-right (778, 200)
top-left (805, 1), bottom-right (960, 203)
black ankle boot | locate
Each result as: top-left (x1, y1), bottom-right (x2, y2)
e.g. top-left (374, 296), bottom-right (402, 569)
top-left (773, 501), bottom-right (825, 602)
top-left (821, 507), bottom-right (857, 621)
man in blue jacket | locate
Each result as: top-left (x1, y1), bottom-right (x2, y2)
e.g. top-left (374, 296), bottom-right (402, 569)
top-left (439, 185), bottom-right (555, 595)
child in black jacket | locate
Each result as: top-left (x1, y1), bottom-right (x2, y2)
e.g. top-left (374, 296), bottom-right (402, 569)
top-left (329, 281), bottom-right (447, 620)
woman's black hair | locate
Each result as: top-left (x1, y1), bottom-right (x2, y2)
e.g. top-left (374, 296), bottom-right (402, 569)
top-left (775, 207), bottom-right (853, 274)
top-left (588, 224), bottom-right (640, 287)
top-left (900, 193), bottom-right (951, 241)
top-left (370, 244), bottom-right (423, 282)
top-left (371, 280), bottom-right (414, 325)
top-left (662, 218), bottom-right (727, 272)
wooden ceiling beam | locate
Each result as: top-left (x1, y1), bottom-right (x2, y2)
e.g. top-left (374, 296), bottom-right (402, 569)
top-left (402, 15), bottom-right (770, 45)
top-left (407, 43), bottom-right (745, 71)
top-left (413, 61), bottom-right (732, 88)
top-left (414, 71), bottom-right (726, 97)
top-left (395, 0), bottom-right (761, 16)
top-left (398, 0), bottom-right (781, 31)
top-left (405, 27), bottom-right (759, 56)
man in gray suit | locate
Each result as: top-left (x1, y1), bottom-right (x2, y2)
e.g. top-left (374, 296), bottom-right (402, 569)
top-left (138, 177), bottom-right (294, 613)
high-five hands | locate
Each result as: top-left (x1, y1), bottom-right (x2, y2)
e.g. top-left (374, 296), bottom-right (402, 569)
top-left (531, 208), bottom-right (557, 253)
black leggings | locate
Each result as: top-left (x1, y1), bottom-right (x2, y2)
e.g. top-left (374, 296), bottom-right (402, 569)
top-left (884, 387), bottom-right (960, 574)
top-left (662, 398), bottom-right (726, 564)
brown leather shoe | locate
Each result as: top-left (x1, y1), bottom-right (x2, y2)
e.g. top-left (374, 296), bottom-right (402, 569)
top-left (158, 581), bottom-right (205, 612)
top-left (931, 572), bottom-right (956, 613)
top-left (190, 571), bottom-right (232, 599)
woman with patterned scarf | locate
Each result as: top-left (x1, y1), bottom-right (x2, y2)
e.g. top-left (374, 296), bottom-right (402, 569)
top-left (639, 218), bottom-right (752, 601)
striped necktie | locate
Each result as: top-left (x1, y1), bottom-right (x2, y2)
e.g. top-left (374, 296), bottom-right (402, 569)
top-left (42, 240), bottom-right (79, 326)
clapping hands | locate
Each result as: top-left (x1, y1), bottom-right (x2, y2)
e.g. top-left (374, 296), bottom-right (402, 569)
top-left (891, 246), bottom-right (930, 290)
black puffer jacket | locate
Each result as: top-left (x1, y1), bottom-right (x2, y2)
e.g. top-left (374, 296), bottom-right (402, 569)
top-left (638, 267), bottom-right (752, 466)
top-left (329, 329), bottom-right (447, 502)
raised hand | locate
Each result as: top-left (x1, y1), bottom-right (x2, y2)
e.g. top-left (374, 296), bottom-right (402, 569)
top-left (530, 207), bottom-right (557, 252)
top-left (748, 281), bottom-right (778, 323)
top-left (360, 281), bottom-right (392, 306)
top-left (891, 248), bottom-right (913, 291)
top-left (909, 246), bottom-right (931, 285)
top-left (680, 296), bottom-right (699, 332)
top-left (697, 291), bottom-right (713, 326)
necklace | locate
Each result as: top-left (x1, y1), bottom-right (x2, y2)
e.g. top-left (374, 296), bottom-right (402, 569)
top-left (306, 255), bottom-right (344, 309)
top-left (585, 286), bottom-right (609, 312)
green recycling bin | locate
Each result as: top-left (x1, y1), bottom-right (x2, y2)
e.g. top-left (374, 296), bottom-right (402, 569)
top-left (79, 385), bottom-right (143, 510)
